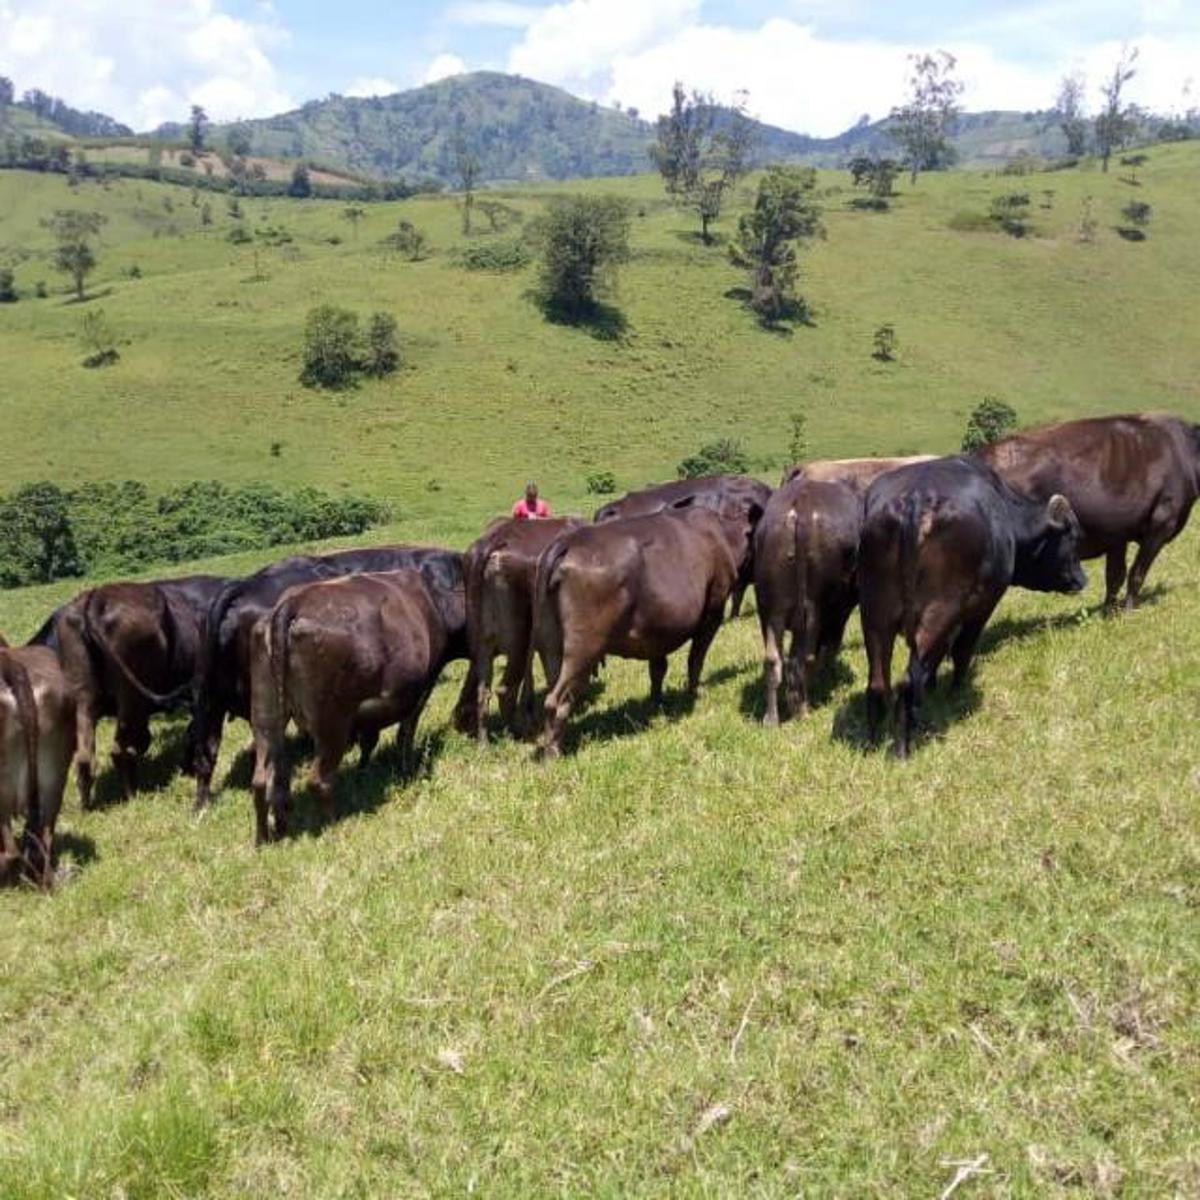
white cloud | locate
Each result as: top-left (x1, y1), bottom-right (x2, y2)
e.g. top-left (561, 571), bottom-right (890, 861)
top-left (346, 76), bottom-right (401, 98)
top-left (422, 52), bottom-right (469, 84)
top-left (505, 5), bottom-right (1200, 135)
top-left (447, 1), bottom-right (542, 26)
top-left (0, 0), bottom-right (292, 129)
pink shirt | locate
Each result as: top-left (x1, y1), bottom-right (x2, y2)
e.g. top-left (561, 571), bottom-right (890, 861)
top-left (512, 497), bottom-right (551, 520)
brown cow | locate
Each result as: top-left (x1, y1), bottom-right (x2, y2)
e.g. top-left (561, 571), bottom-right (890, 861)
top-left (976, 412), bottom-right (1200, 609)
top-left (248, 569), bottom-right (461, 845)
top-left (594, 474), bottom-right (770, 617)
top-left (0, 642), bottom-right (75, 887)
top-left (782, 456), bottom-right (937, 491)
top-left (28, 576), bottom-right (226, 808)
top-left (754, 477), bottom-right (862, 725)
top-left (534, 505), bottom-right (748, 758)
top-left (464, 516), bottom-right (583, 744)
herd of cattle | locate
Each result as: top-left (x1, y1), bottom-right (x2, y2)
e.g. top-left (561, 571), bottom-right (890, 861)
top-left (1, 412), bottom-right (1197, 885)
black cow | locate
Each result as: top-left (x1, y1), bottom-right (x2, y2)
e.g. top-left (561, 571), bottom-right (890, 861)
top-left (189, 545), bottom-right (472, 809)
top-left (859, 457), bottom-right (1086, 757)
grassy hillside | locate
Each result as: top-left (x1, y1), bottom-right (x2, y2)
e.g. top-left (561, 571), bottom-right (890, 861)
top-left (0, 142), bottom-right (1198, 1196)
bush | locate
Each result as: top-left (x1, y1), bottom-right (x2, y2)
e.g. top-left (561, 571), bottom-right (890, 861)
top-left (533, 194), bottom-right (631, 322)
top-left (0, 268), bottom-right (16, 302)
top-left (80, 309), bottom-right (119, 368)
top-left (989, 193), bottom-right (1032, 237)
top-left (585, 470), bottom-right (616, 495)
top-left (227, 225), bottom-right (251, 244)
top-left (380, 220), bottom-right (428, 261)
top-left (300, 305), bottom-right (360, 389)
top-left (35, 280), bottom-right (48, 298)
top-left (872, 324), bottom-right (897, 362)
top-left (677, 438), bottom-right (750, 479)
top-left (947, 210), bottom-right (993, 233)
top-left (962, 397), bottom-right (1018, 452)
top-left (1121, 200), bottom-right (1152, 226)
top-left (848, 196), bottom-right (889, 212)
top-left (0, 480), bottom-right (389, 585)
top-left (362, 312), bottom-right (400, 377)
top-left (457, 238), bottom-right (529, 272)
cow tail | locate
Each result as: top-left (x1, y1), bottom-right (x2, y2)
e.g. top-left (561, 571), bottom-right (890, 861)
top-left (0, 653), bottom-right (40, 833)
top-left (268, 597), bottom-right (296, 736)
top-left (788, 507), bottom-right (809, 658)
top-left (465, 532), bottom-right (503, 663)
top-left (83, 587), bottom-right (191, 710)
top-left (531, 535), bottom-right (571, 683)
top-left (897, 493), bottom-right (924, 641)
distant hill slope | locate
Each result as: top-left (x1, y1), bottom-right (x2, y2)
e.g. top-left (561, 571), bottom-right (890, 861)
top-left (0, 92), bottom-right (131, 139)
top-left (207, 72), bottom-right (1078, 183)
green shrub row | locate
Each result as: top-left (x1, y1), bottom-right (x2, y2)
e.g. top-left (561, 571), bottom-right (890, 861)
top-left (0, 479), bottom-right (389, 588)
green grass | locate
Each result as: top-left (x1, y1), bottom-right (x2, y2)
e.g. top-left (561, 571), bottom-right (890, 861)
top-left (0, 144), bottom-right (1199, 1195)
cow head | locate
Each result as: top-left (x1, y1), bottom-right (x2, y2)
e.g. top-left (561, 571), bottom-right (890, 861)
top-left (1014, 493), bottom-right (1088, 594)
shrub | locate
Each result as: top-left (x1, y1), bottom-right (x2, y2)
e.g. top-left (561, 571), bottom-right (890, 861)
top-left (80, 309), bottom-right (119, 368)
top-left (677, 438), bottom-right (750, 479)
top-left (962, 397), bottom-right (1018, 452)
top-left (533, 194), bottom-right (631, 322)
top-left (989, 193), bottom-right (1032, 237)
top-left (380, 220), bottom-right (428, 261)
top-left (227, 225), bottom-right (251, 244)
top-left (947, 210), bottom-right (993, 233)
top-left (457, 238), bottom-right (529, 272)
top-left (0, 268), bottom-right (16, 302)
top-left (362, 312), bottom-right (400, 377)
top-left (585, 470), bottom-right (617, 495)
top-left (849, 196), bottom-right (889, 212)
top-left (872, 324), bottom-right (897, 362)
top-left (300, 305), bottom-right (360, 389)
top-left (35, 280), bottom-right (48, 298)
top-left (0, 482), bottom-right (82, 587)
top-left (1121, 200), bottom-right (1151, 226)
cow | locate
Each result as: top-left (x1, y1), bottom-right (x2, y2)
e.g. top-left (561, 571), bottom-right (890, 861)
top-left (754, 477), bottom-right (862, 725)
top-left (859, 456), bottom-right (1086, 758)
top-left (1, 641), bottom-right (75, 888)
top-left (189, 545), bottom-right (471, 811)
top-left (28, 575), bottom-right (227, 808)
top-left (594, 474), bottom-right (770, 618)
top-left (464, 516), bottom-right (583, 744)
top-left (534, 504), bottom-right (752, 758)
top-left (781, 456), bottom-right (937, 491)
top-left (248, 568), bottom-right (462, 845)
top-left (975, 413), bottom-right (1200, 610)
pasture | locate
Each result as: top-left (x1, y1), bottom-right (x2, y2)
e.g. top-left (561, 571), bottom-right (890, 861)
top-left (1, 143), bottom-right (1199, 1195)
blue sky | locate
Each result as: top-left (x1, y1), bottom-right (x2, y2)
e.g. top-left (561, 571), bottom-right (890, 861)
top-left (1, 0), bottom-right (1196, 133)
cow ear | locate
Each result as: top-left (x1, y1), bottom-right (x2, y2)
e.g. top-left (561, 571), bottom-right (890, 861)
top-left (1046, 493), bottom-right (1074, 530)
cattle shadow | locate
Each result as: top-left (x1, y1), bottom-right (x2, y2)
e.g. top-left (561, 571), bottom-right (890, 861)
top-left (87, 722), bottom-right (194, 810)
top-left (278, 727), bottom-right (449, 841)
top-left (704, 660), bottom-right (756, 690)
top-left (556, 687), bottom-right (697, 755)
top-left (739, 656), bottom-right (855, 723)
top-left (830, 675), bottom-right (983, 754)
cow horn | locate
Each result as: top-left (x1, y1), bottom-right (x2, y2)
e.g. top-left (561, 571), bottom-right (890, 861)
top-left (1046, 493), bottom-right (1074, 529)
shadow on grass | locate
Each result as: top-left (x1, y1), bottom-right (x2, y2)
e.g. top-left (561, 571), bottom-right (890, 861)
top-left (535, 296), bottom-right (629, 342)
top-left (87, 722), bottom-right (194, 810)
top-left (54, 830), bottom-right (98, 869)
top-left (739, 655), bottom-right (855, 723)
top-left (60, 287), bottom-right (114, 306)
top-left (831, 675), bottom-right (983, 754)
top-left (722, 287), bottom-right (815, 336)
top-left (673, 230), bottom-right (729, 248)
top-left (553, 685), bottom-right (697, 756)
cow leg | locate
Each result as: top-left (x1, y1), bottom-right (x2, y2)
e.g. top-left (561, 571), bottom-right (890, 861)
top-left (686, 608), bottom-right (725, 694)
top-left (648, 657), bottom-right (668, 706)
top-left (862, 619), bottom-right (896, 747)
top-left (761, 621), bottom-right (784, 727)
top-left (473, 645), bottom-right (495, 746)
top-left (398, 685), bottom-right (436, 775)
top-left (950, 614), bottom-right (992, 690)
top-left (357, 727), bottom-right (379, 768)
top-left (0, 816), bottom-right (18, 887)
top-left (540, 657), bottom-right (590, 760)
top-left (1105, 545), bottom-right (1128, 612)
top-left (192, 708), bottom-right (224, 812)
top-left (74, 699), bottom-right (98, 810)
top-left (729, 579), bottom-right (748, 620)
top-left (451, 662), bottom-right (477, 735)
top-left (111, 716), bottom-right (151, 799)
top-left (1125, 531), bottom-right (1170, 610)
top-left (498, 652), bottom-right (528, 738)
top-left (897, 605), bottom-right (962, 759)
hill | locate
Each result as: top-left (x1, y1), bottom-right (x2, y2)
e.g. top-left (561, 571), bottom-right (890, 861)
top-left (0, 144), bottom-right (1198, 1194)
top-left (208, 72), bottom-right (1077, 184)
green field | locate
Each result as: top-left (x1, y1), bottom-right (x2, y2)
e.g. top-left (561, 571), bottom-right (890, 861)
top-left (0, 146), bottom-right (1199, 1196)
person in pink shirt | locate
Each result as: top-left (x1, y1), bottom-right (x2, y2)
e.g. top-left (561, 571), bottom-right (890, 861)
top-left (512, 481), bottom-right (551, 520)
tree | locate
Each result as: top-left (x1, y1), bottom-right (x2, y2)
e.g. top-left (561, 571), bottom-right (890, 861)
top-left (729, 166), bottom-right (824, 325)
top-left (455, 139), bottom-right (480, 234)
top-left (534, 194), bottom-right (632, 322)
top-left (1054, 73), bottom-right (1088, 157)
top-left (651, 83), bottom-right (756, 243)
top-left (1096, 46), bottom-right (1139, 172)
top-left (381, 220), bottom-right (428, 261)
top-left (847, 155), bottom-right (899, 207)
top-left (362, 312), bottom-right (400, 377)
top-left (227, 124), bottom-right (252, 157)
top-left (41, 209), bottom-right (106, 300)
top-left (889, 51), bottom-right (964, 184)
top-left (288, 162), bottom-right (312, 198)
top-left (343, 205), bottom-right (366, 240)
top-left (188, 104), bottom-right (208, 154)
top-left (0, 482), bottom-right (82, 587)
top-left (961, 398), bottom-right (1018, 451)
top-left (300, 305), bottom-right (360, 388)
top-left (0, 77), bottom-right (13, 108)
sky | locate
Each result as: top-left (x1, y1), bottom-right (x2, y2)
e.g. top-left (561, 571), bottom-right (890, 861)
top-left (0, 0), bottom-right (1196, 134)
